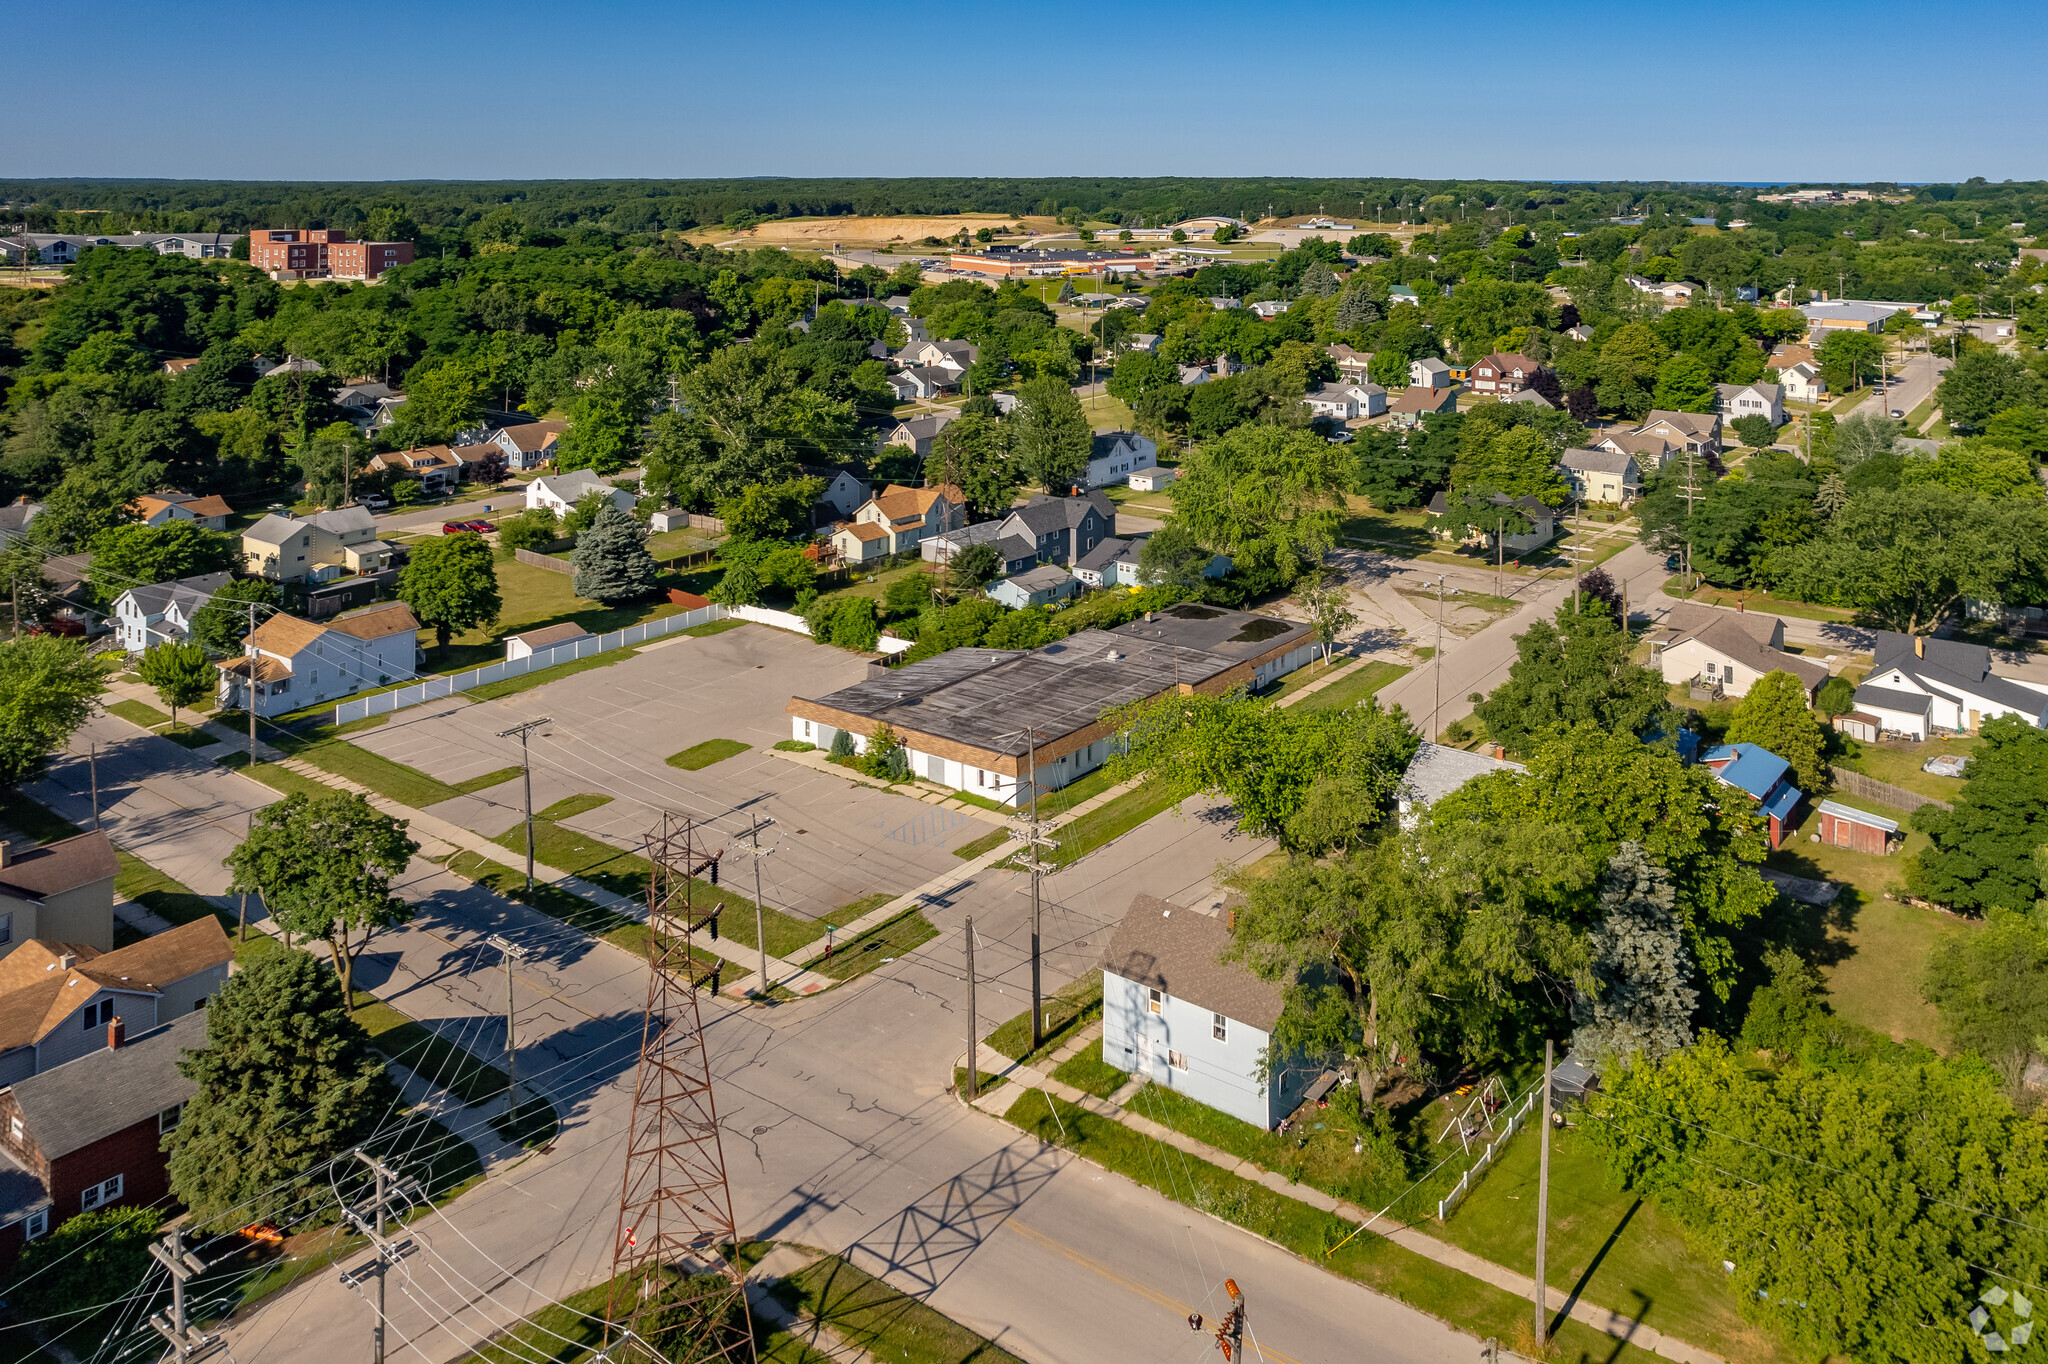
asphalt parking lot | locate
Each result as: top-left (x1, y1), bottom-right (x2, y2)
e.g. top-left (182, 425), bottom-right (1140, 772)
top-left (346, 622), bottom-right (990, 920)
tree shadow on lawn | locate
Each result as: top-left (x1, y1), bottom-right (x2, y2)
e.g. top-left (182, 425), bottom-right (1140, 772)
top-left (1762, 844), bottom-right (1864, 971)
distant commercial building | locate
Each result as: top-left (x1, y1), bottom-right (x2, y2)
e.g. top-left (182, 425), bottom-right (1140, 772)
top-left (0, 233), bottom-right (237, 265)
top-left (248, 229), bottom-right (414, 281)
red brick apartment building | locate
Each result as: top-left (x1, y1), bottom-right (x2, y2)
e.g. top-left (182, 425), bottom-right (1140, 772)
top-left (249, 229), bottom-right (414, 281)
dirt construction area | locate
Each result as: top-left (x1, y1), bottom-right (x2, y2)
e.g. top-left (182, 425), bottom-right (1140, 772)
top-left (343, 622), bottom-right (993, 921)
top-left (687, 214), bottom-right (1060, 247)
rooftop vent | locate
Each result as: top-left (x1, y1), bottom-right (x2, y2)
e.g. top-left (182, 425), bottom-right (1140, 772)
top-left (1106, 650), bottom-right (1123, 661)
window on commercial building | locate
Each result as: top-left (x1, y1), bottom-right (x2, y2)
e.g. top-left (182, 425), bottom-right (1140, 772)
top-left (1212, 1013), bottom-right (1228, 1042)
top-left (1147, 987), bottom-right (1162, 1015)
top-left (80, 1175), bottom-right (122, 1212)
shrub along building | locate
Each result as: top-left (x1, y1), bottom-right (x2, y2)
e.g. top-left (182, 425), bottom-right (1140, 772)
top-left (785, 602), bottom-right (1316, 806)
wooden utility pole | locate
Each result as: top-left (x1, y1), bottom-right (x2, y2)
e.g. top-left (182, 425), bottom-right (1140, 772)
top-left (1534, 1039), bottom-right (1555, 1349)
top-left (964, 916), bottom-right (978, 1100)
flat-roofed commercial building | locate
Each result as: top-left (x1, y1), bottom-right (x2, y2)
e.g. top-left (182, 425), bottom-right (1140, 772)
top-left (785, 604), bottom-right (1317, 806)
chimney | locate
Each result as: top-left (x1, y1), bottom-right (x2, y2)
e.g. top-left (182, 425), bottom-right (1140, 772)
top-left (58, 952), bottom-right (75, 969)
top-left (0, 842), bottom-right (9, 869)
top-left (108, 1017), bottom-right (125, 1050)
top-left (1915, 636), bottom-right (1925, 658)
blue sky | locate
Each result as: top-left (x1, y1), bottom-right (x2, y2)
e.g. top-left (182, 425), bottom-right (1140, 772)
top-left (10, 0), bottom-right (2045, 183)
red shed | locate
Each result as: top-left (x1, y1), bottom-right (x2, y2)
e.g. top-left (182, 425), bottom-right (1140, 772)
top-left (1816, 800), bottom-right (1900, 856)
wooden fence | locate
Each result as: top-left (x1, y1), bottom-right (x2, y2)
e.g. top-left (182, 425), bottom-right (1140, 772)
top-left (1829, 767), bottom-right (1951, 815)
top-left (513, 547), bottom-right (576, 576)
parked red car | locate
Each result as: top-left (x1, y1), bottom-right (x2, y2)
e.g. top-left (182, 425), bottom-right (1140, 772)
top-left (442, 521), bottom-right (470, 535)
top-left (467, 519), bottom-right (497, 533)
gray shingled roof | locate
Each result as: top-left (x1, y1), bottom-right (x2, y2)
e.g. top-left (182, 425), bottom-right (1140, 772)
top-left (1869, 631), bottom-right (2048, 715)
top-left (1075, 536), bottom-right (1135, 574)
top-left (1398, 742), bottom-right (1523, 809)
top-left (1559, 447), bottom-right (1636, 475)
top-left (122, 572), bottom-right (231, 619)
top-left (1852, 684), bottom-right (1934, 717)
top-left (1100, 895), bottom-right (1285, 1032)
top-left (9, 1011), bottom-right (205, 1160)
top-left (1006, 492), bottom-right (1114, 538)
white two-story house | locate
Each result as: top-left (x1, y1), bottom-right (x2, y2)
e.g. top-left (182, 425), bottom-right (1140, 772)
top-left (829, 483), bottom-right (966, 563)
top-left (1099, 895), bottom-right (1318, 1130)
top-left (216, 602), bottom-right (422, 718)
top-left (109, 573), bottom-right (231, 654)
top-left (1084, 431), bottom-right (1157, 488)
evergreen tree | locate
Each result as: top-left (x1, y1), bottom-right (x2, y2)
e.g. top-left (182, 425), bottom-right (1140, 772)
top-left (1812, 471), bottom-right (1848, 520)
top-left (571, 504), bottom-right (660, 603)
top-left (137, 640), bottom-right (212, 730)
top-left (166, 948), bottom-right (397, 1225)
top-left (1335, 285), bottom-right (1381, 333)
top-left (1725, 670), bottom-right (1830, 797)
top-left (1572, 843), bottom-right (1697, 1064)
top-left (1906, 715), bottom-right (2048, 915)
top-left (1056, 279), bottom-right (1077, 304)
top-left (1298, 261), bottom-right (1340, 298)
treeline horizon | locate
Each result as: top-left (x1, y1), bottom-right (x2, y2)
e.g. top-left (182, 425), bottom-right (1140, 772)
top-left (5, 175), bottom-right (2045, 245)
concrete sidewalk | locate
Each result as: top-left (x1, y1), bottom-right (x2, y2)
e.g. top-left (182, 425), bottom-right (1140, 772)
top-left (972, 1034), bottom-right (1727, 1364)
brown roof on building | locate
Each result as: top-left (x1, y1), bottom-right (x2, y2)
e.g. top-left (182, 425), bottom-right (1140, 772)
top-left (1388, 386), bottom-right (1455, 413)
top-left (838, 521), bottom-right (889, 543)
top-left (497, 422), bottom-right (566, 452)
top-left (868, 484), bottom-right (962, 522)
top-left (179, 494), bottom-right (232, 518)
top-left (510, 622), bottom-right (591, 650)
top-left (216, 655), bottom-right (293, 683)
top-left (1099, 895), bottom-right (1285, 1033)
top-left (0, 920), bottom-right (230, 1054)
top-left (75, 917), bottom-right (231, 994)
top-left (162, 358), bottom-right (202, 375)
top-left (0, 832), bottom-right (116, 903)
top-left (325, 602), bottom-right (420, 642)
top-left (244, 612), bottom-right (328, 658)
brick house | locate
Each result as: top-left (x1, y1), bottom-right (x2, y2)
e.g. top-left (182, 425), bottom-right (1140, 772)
top-left (0, 1011), bottom-right (205, 1271)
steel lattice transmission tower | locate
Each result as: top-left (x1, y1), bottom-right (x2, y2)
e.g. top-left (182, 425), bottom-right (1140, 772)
top-left (607, 813), bottom-right (755, 1363)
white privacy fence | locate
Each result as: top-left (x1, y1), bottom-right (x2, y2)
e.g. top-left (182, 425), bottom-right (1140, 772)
top-left (725, 605), bottom-right (915, 654)
top-left (333, 604), bottom-right (726, 724)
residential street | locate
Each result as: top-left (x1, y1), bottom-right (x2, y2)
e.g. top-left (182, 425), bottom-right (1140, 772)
top-left (49, 693), bottom-right (1485, 1364)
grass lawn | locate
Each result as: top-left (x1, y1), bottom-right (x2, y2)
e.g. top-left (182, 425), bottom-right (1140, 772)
top-left (285, 734), bottom-right (463, 808)
top-left (1260, 653), bottom-right (1352, 702)
top-left (1833, 733), bottom-right (1977, 804)
top-left (988, 971), bottom-right (1101, 1065)
top-left (424, 554), bottom-right (697, 671)
top-left (488, 1096), bottom-right (561, 1150)
top-left (714, 892), bottom-right (830, 959)
top-left (215, 751), bottom-right (336, 802)
top-left (470, 1263), bottom-right (824, 1364)
top-left (811, 558), bottom-right (931, 606)
top-left (539, 793), bottom-right (612, 821)
top-left (1659, 577), bottom-right (1857, 623)
top-left (952, 826), bottom-right (1011, 860)
top-left (351, 992), bottom-right (508, 1106)
top-left (1290, 660), bottom-right (1411, 712)
top-left (452, 765), bottom-right (522, 795)
top-left (667, 738), bottom-right (752, 770)
top-left (1765, 799), bottom-right (1974, 1048)
top-left (115, 852), bottom-right (235, 934)
top-left (1052, 1048), bottom-right (1129, 1099)
top-left (1036, 780), bottom-right (1182, 868)
top-left (1079, 390), bottom-right (1136, 430)
top-left (812, 909), bottom-right (938, 981)
top-left (1439, 1124), bottom-right (1791, 1364)
top-left (0, 790), bottom-right (81, 843)
top-left (107, 698), bottom-right (218, 749)
top-left (776, 1253), bottom-right (1026, 1364)
top-left (1004, 1092), bottom-right (1661, 1364)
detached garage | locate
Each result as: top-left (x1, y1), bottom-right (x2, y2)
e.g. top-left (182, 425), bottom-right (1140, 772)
top-left (1816, 800), bottom-right (1901, 855)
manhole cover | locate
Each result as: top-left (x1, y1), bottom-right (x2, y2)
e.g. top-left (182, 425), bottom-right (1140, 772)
top-left (752, 1125), bottom-right (770, 1135)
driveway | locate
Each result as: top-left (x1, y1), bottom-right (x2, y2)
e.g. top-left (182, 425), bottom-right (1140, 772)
top-left (345, 623), bottom-right (992, 920)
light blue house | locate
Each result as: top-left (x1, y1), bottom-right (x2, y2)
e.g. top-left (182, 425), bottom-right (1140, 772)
top-left (1099, 895), bottom-right (1318, 1130)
